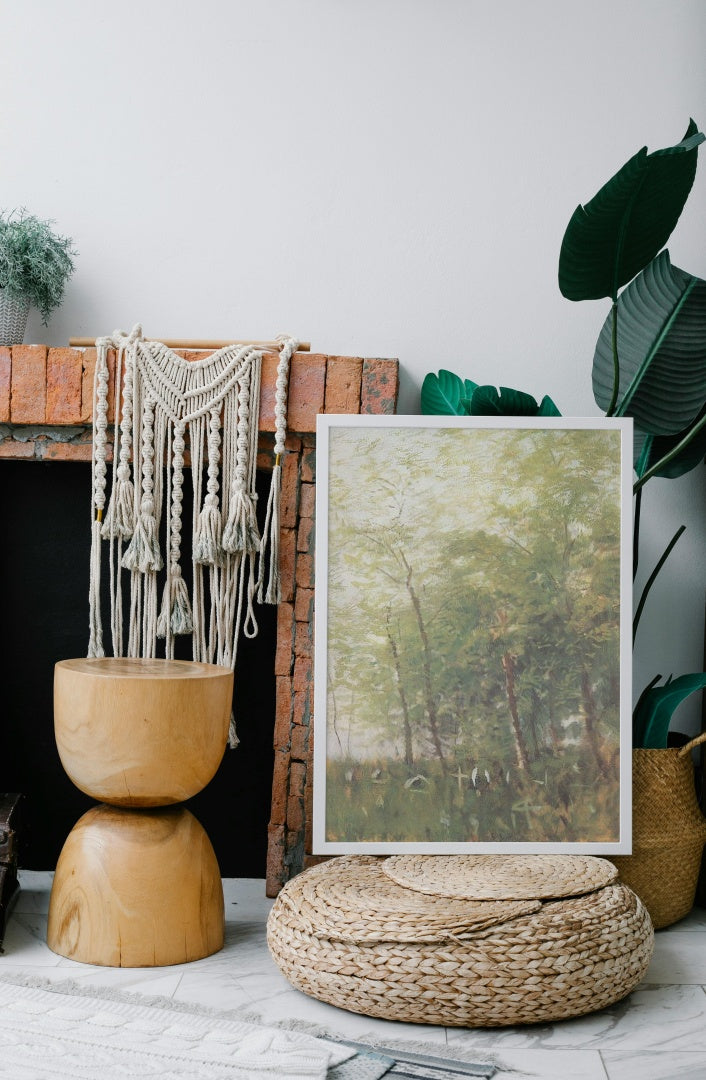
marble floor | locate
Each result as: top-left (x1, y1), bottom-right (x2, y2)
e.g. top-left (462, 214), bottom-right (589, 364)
top-left (2, 871), bottom-right (706, 1079)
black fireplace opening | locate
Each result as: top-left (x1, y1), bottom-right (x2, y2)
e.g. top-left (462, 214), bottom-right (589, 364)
top-left (0, 459), bottom-right (276, 877)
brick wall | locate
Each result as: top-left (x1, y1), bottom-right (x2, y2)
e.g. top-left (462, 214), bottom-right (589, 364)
top-left (0, 344), bottom-right (399, 893)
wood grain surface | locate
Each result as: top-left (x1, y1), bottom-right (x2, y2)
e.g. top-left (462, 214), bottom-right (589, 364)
top-left (47, 805), bottom-right (224, 966)
top-left (54, 658), bottom-right (233, 806)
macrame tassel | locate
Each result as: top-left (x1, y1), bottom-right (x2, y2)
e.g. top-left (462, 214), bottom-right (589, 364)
top-left (194, 495), bottom-right (224, 566)
top-left (122, 499), bottom-right (163, 573)
top-left (257, 462), bottom-right (282, 604)
top-left (87, 518), bottom-right (105, 657)
top-left (222, 489), bottom-right (260, 554)
top-left (157, 570), bottom-right (194, 637)
top-left (228, 711), bottom-right (240, 749)
top-left (101, 468), bottom-right (135, 540)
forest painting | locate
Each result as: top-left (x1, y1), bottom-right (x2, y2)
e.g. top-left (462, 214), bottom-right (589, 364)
top-left (314, 416), bottom-right (632, 853)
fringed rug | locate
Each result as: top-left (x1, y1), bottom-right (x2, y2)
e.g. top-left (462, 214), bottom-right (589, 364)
top-left (0, 975), bottom-right (357, 1079)
top-left (0, 974), bottom-right (498, 1078)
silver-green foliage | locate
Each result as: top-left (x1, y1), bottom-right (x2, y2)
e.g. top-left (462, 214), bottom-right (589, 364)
top-left (0, 209), bottom-right (75, 323)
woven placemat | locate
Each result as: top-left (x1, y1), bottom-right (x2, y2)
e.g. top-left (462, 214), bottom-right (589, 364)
top-left (278, 856), bottom-right (540, 943)
top-left (382, 853), bottom-right (618, 899)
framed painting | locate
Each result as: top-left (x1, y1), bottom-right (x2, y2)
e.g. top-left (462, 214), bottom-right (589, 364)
top-left (313, 415), bottom-right (633, 854)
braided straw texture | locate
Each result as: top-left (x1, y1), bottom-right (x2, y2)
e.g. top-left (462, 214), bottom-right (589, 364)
top-left (267, 856), bottom-right (653, 1027)
top-left (273, 857), bottom-right (540, 944)
top-left (383, 853), bottom-right (618, 900)
top-left (611, 741), bottom-right (706, 929)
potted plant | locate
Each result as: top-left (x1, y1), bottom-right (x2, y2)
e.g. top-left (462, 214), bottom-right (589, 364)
top-left (0, 209), bottom-right (76, 345)
top-left (422, 120), bottom-right (706, 925)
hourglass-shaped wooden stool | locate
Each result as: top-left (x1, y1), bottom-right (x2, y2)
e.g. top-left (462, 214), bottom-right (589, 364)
top-left (47, 658), bottom-right (233, 967)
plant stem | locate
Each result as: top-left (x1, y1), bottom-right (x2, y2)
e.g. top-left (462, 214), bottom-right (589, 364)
top-left (633, 409), bottom-right (706, 492)
top-left (633, 524), bottom-right (686, 643)
top-left (606, 302), bottom-right (620, 416)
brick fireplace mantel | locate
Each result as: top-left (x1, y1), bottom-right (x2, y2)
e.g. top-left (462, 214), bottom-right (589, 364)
top-left (0, 344), bottom-right (399, 895)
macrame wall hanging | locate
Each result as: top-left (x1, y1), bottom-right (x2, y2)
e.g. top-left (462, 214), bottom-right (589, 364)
top-left (88, 325), bottom-right (297, 745)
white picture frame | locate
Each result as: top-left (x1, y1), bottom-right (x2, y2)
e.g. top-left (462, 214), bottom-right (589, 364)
top-left (313, 414), bottom-right (633, 855)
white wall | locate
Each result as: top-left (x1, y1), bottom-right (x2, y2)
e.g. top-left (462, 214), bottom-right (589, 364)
top-left (3, 0), bottom-right (705, 726)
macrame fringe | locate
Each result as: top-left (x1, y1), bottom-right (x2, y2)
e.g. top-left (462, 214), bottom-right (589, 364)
top-left (258, 462), bottom-right (282, 605)
top-left (194, 498), bottom-right (224, 566)
top-left (222, 489), bottom-right (260, 554)
top-left (87, 518), bottom-right (105, 658)
top-left (228, 712), bottom-right (240, 749)
top-left (88, 327), bottom-right (296, 750)
top-left (101, 472), bottom-right (135, 540)
top-left (157, 572), bottom-right (194, 638)
top-left (122, 503), bottom-right (163, 573)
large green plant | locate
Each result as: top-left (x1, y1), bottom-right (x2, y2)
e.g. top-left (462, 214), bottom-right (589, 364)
top-left (559, 121), bottom-right (706, 748)
top-left (0, 209), bottom-right (75, 323)
top-left (422, 121), bottom-right (706, 748)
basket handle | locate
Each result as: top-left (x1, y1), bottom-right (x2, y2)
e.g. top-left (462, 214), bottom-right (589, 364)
top-left (677, 731), bottom-right (706, 757)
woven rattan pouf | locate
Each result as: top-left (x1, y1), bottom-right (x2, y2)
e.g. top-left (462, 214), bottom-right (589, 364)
top-left (267, 855), bottom-right (654, 1027)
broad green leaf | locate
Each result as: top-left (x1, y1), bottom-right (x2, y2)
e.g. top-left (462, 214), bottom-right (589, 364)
top-left (592, 251), bottom-right (706, 434)
top-left (559, 120), bottom-right (704, 301)
top-left (470, 385), bottom-right (562, 417)
top-left (538, 395), bottom-right (562, 417)
top-left (421, 370), bottom-right (476, 414)
top-left (634, 672), bottom-right (706, 748)
top-left (634, 407), bottom-right (706, 479)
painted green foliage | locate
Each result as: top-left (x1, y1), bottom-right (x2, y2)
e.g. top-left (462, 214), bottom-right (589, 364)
top-left (325, 427), bottom-right (622, 844)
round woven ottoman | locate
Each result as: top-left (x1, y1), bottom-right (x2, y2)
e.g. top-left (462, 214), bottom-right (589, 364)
top-left (267, 855), bottom-right (654, 1027)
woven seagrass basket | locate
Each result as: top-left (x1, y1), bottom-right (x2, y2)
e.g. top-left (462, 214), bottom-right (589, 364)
top-left (610, 732), bottom-right (706, 930)
top-left (0, 290), bottom-right (29, 346)
top-left (267, 855), bottom-right (654, 1027)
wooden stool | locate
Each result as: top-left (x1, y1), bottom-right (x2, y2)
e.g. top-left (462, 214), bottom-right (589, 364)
top-left (47, 658), bottom-right (233, 967)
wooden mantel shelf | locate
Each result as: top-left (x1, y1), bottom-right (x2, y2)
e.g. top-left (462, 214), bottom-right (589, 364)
top-left (0, 345), bottom-right (399, 461)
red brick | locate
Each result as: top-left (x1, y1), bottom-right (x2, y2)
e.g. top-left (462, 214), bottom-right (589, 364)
top-left (295, 552), bottom-right (314, 590)
top-left (294, 587), bottom-right (314, 624)
top-left (279, 528), bottom-right (297, 603)
top-left (300, 443), bottom-right (316, 483)
top-left (280, 450), bottom-right (300, 528)
top-left (299, 482), bottom-right (315, 520)
top-left (11, 345), bottom-right (46, 422)
top-left (0, 439), bottom-right (35, 458)
top-left (284, 434), bottom-right (302, 453)
top-left (286, 795), bottom-right (304, 835)
top-left (297, 516), bottom-right (314, 554)
top-left (361, 358), bottom-right (399, 415)
top-left (324, 356), bottom-right (363, 413)
top-left (269, 751), bottom-right (290, 825)
top-left (80, 348), bottom-right (96, 421)
top-left (293, 656), bottom-right (312, 694)
top-left (295, 620), bottom-right (312, 660)
top-left (265, 824), bottom-right (286, 897)
top-left (41, 441), bottom-right (95, 462)
top-left (0, 348), bottom-right (10, 422)
top-left (260, 352), bottom-right (326, 435)
top-left (290, 724), bottom-right (309, 763)
top-left (46, 348), bottom-right (83, 423)
top-left (304, 766), bottom-right (315, 853)
top-left (292, 690), bottom-right (310, 728)
top-left (274, 676), bottom-right (293, 750)
top-left (289, 761), bottom-right (307, 800)
top-left (274, 602), bottom-right (295, 676)
top-left (288, 354), bottom-right (327, 433)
